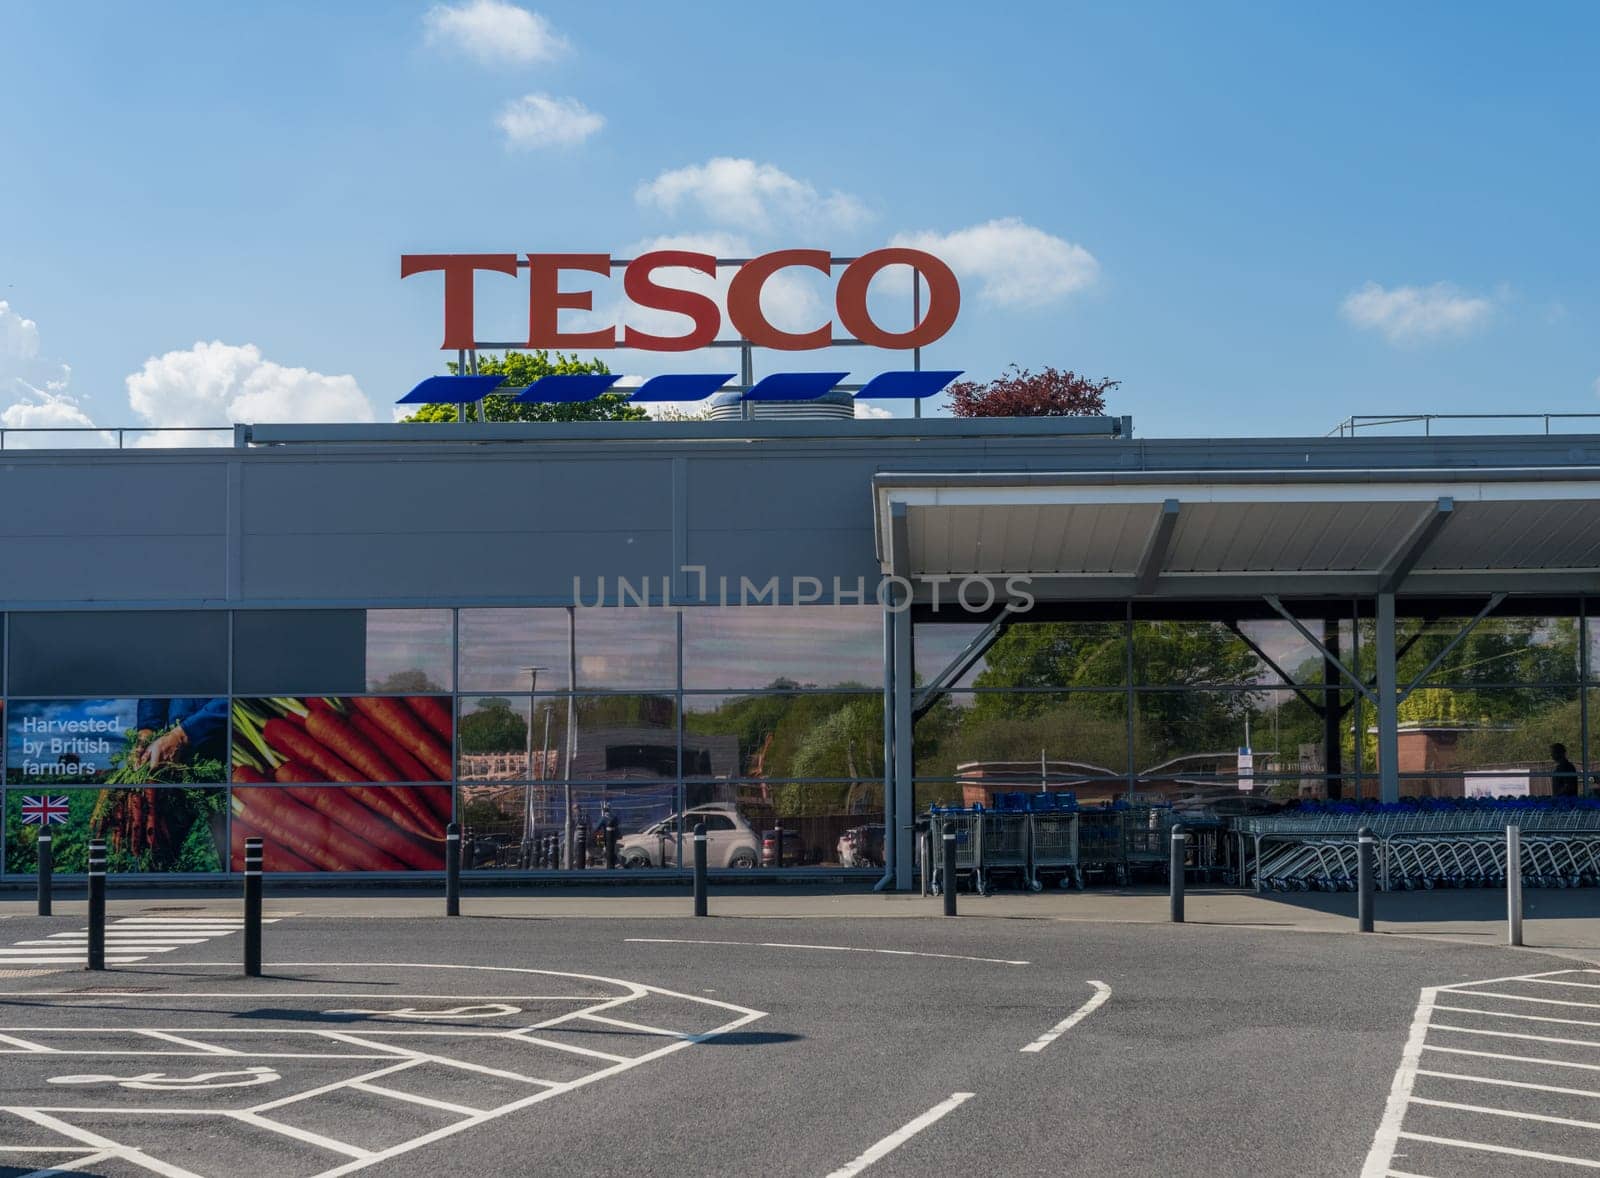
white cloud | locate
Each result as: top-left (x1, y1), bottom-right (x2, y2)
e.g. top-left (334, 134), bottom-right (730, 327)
top-left (497, 93), bottom-right (604, 149)
top-left (125, 341), bottom-right (375, 427)
top-left (890, 218), bottom-right (1099, 307)
top-left (1340, 281), bottom-right (1495, 343)
top-left (854, 402), bottom-right (893, 420)
top-left (0, 301), bottom-right (104, 446)
top-left (0, 299), bottom-right (42, 366)
top-left (636, 157), bottom-right (870, 232)
top-left (423, 0), bottom-right (568, 64)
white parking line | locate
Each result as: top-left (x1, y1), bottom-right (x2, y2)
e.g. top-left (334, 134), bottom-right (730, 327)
top-left (624, 937), bottom-right (1029, 966)
top-left (1020, 981), bottom-right (1111, 1053)
top-left (1431, 1023), bottom-right (1600, 1049)
top-left (0, 962), bottom-right (770, 1178)
top-left (823, 1092), bottom-right (975, 1178)
top-left (1397, 1130), bottom-right (1600, 1169)
top-left (1367, 969), bottom-right (1600, 1177)
top-left (1408, 1094), bottom-right (1600, 1131)
top-left (1424, 1043), bottom-right (1600, 1073)
top-left (1418, 1068), bottom-right (1600, 1100)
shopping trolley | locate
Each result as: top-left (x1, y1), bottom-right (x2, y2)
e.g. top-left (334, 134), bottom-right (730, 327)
top-left (927, 808), bottom-right (980, 896)
top-left (1029, 794), bottom-right (1082, 889)
top-left (981, 806), bottom-right (1035, 892)
top-left (1077, 807), bottom-right (1127, 885)
top-left (1122, 804), bottom-right (1171, 882)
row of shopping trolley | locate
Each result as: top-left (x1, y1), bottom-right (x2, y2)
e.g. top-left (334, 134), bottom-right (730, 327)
top-left (923, 804), bottom-right (1199, 894)
top-left (1252, 830), bottom-right (1600, 892)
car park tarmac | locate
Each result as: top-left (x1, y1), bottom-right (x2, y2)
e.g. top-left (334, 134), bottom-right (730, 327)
top-left (0, 899), bottom-right (1593, 1176)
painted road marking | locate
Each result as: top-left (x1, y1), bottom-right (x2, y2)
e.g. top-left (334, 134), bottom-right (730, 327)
top-left (1019, 980), bottom-right (1111, 1054)
top-left (624, 937), bottom-right (1029, 966)
top-left (1396, 1131), bottom-right (1600, 1169)
top-left (1363, 967), bottom-right (1600, 1177)
top-left (824, 1091), bottom-right (975, 1178)
top-left (48, 1065), bottom-right (281, 1091)
top-left (0, 962), bottom-right (767, 1178)
top-left (0, 917), bottom-right (280, 967)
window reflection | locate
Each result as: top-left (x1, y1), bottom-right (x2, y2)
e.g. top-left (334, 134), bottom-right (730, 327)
top-left (365, 609), bottom-right (453, 692)
top-left (682, 606), bottom-right (881, 690)
top-left (682, 692), bottom-right (884, 780)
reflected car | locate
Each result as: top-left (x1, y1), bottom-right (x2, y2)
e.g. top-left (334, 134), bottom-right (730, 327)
top-left (616, 804), bottom-right (762, 869)
top-left (760, 827), bottom-right (807, 867)
top-left (837, 824), bottom-right (886, 868)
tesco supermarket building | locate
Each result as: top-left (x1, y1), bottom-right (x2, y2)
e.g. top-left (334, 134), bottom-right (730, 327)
top-left (4, 249), bottom-right (1600, 885)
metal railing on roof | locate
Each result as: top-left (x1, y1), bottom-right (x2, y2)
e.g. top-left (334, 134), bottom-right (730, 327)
top-left (1329, 413), bottom-right (1600, 438)
top-left (0, 426), bottom-right (235, 450)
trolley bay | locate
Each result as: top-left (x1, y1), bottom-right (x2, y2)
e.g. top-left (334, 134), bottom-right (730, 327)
top-left (0, 907), bottom-right (1590, 1176)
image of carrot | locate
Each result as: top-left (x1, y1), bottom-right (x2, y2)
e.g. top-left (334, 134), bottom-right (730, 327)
top-left (416, 784), bottom-right (454, 823)
top-left (274, 762), bottom-right (436, 846)
top-left (233, 766), bottom-right (267, 784)
top-left (352, 698), bottom-right (452, 781)
top-left (233, 790), bottom-right (407, 872)
top-left (262, 718), bottom-right (363, 783)
top-left (416, 787), bottom-right (454, 825)
top-left (348, 711), bottom-right (431, 781)
top-left (360, 784), bottom-right (442, 840)
top-left (231, 814), bottom-right (316, 872)
top-left (303, 708), bottom-right (398, 782)
top-left (406, 696), bottom-right (453, 742)
top-left (281, 786), bottom-right (440, 870)
top-left (231, 792), bottom-right (344, 871)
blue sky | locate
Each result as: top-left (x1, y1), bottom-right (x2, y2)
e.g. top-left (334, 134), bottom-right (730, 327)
top-left (1, 0), bottom-right (1595, 437)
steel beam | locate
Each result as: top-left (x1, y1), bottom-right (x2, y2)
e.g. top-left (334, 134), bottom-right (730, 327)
top-left (1136, 499), bottom-right (1181, 595)
top-left (1381, 497), bottom-right (1454, 593)
top-left (1263, 596), bottom-right (1376, 704)
top-left (1397, 592), bottom-right (1506, 703)
top-left (913, 612), bottom-right (1012, 721)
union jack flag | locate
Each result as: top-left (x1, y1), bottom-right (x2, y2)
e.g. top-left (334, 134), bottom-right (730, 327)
top-left (20, 795), bottom-right (70, 826)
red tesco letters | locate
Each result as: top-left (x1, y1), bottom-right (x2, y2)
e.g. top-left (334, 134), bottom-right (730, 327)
top-left (401, 249), bottom-right (960, 352)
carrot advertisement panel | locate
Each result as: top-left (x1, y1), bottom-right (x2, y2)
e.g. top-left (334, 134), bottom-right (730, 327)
top-left (231, 697), bottom-right (453, 784)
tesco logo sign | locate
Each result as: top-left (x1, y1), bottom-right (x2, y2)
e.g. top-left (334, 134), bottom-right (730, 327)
top-left (401, 249), bottom-right (960, 353)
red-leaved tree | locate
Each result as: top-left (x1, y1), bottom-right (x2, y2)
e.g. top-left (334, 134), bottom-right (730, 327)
top-left (947, 365), bottom-right (1119, 417)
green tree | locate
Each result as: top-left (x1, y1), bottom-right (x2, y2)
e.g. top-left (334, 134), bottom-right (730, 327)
top-left (401, 351), bottom-right (648, 423)
top-left (459, 698), bottom-right (527, 754)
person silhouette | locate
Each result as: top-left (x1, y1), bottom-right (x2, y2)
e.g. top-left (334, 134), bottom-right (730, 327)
top-left (1550, 743), bottom-right (1579, 799)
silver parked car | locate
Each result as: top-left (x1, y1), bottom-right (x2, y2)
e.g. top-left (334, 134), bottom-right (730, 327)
top-left (617, 804), bottom-right (762, 869)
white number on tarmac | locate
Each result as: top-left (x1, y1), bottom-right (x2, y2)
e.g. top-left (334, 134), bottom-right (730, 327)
top-left (49, 1066), bottom-right (281, 1091)
top-left (321, 1003), bottom-right (522, 1019)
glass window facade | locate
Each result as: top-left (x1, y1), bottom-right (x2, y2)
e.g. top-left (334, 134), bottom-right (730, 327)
top-left (0, 606), bottom-right (884, 876)
top-left (913, 599), bottom-right (1595, 807)
top-left (4, 597), bottom-right (1588, 876)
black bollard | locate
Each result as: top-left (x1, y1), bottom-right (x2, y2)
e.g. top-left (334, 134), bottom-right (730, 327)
top-left (576, 818), bottom-right (590, 869)
top-left (605, 815), bottom-right (619, 869)
top-left (1357, 826), bottom-right (1376, 933)
top-left (243, 837), bottom-right (263, 977)
top-left (1169, 823), bottom-right (1186, 923)
top-left (37, 831), bottom-right (53, 917)
top-left (445, 822), bottom-right (461, 916)
top-left (692, 822), bottom-right (708, 917)
top-left (86, 839), bottom-right (106, 971)
top-left (942, 830), bottom-right (957, 917)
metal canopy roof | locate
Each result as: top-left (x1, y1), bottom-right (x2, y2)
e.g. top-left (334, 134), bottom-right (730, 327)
top-left (873, 469), bottom-right (1600, 600)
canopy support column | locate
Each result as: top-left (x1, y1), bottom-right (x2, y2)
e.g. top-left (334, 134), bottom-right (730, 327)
top-left (892, 600), bottom-right (914, 890)
top-left (887, 500), bottom-right (916, 891)
top-left (1377, 591), bottom-right (1400, 803)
